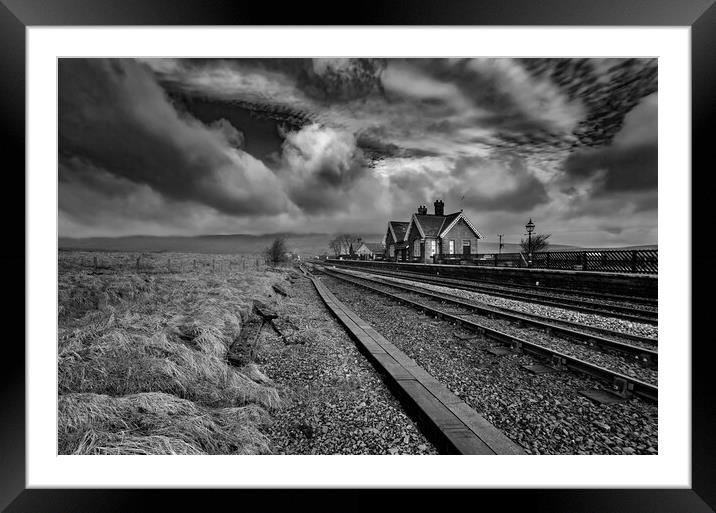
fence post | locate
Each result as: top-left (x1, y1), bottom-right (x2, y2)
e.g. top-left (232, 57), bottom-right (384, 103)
top-left (93, 256), bottom-right (98, 270)
top-left (582, 251), bottom-right (588, 271)
top-left (631, 250), bottom-right (638, 273)
top-left (212, 259), bottom-right (215, 272)
top-left (193, 259), bottom-right (197, 271)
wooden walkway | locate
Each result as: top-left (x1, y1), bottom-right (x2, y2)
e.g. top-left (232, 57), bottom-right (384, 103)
top-left (309, 275), bottom-right (524, 455)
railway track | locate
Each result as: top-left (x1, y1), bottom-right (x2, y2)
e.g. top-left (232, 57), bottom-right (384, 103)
top-left (327, 266), bottom-right (657, 345)
top-left (322, 266), bottom-right (658, 353)
top-left (323, 261), bottom-right (657, 305)
top-left (307, 269), bottom-right (525, 455)
top-left (431, 274), bottom-right (659, 306)
top-left (318, 262), bottom-right (658, 325)
top-left (314, 265), bottom-right (658, 403)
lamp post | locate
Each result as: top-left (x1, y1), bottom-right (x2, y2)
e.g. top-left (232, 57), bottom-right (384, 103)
top-left (525, 218), bottom-right (535, 267)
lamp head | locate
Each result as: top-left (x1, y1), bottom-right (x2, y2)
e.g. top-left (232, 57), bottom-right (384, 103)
top-left (525, 219), bottom-right (535, 233)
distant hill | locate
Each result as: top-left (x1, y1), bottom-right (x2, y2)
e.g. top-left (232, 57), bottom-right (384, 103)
top-left (475, 242), bottom-right (581, 254)
top-left (578, 244), bottom-right (658, 251)
top-left (58, 233), bottom-right (382, 257)
top-left (59, 234), bottom-right (656, 257)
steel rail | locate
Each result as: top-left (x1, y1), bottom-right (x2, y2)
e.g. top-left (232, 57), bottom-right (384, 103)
top-left (323, 260), bottom-right (657, 305)
top-left (326, 265), bottom-right (658, 345)
top-left (318, 261), bottom-right (657, 325)
top-left (323, 267), bottom-right (658, 360)
top-left (316, 266), bottom-right (658, 403)
top-left (333, 263), bottom-right (658, 305)
top-left (429, 275), bottom-right (658, 305)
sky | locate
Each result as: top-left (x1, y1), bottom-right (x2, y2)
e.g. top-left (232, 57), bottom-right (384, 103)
top-left (58, 58), bottom-right (658, 247)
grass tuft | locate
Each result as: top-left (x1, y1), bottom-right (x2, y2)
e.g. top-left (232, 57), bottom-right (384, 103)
top-left (59, 392), bottom-right (271, 455)
top-left (58, 252), bottom-right (285, 454)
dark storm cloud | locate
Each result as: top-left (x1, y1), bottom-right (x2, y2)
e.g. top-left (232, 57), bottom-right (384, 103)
top-left (448, 155), bottom-right (550, 212)
top-left (59, 59), bottom-right (290, 217)
top-left (633, 190), bottom-right (659, 213)
top-left (520, 58), bottom-right (658, 148)
top-left (162, 93), bottom-right (291, 162)
top-left (563, 142), bottom-right (657, 195)
top-left (357, 131), bottom-right (442, 164)
top-left (59, 57), bottom-right (658, 245)
top-left (156, 58), bottom-right (386, 105)
top-left (558, 91), bottom-right (658, 211)
top-left (387, 167), bottom-right (436, 206)
top-left (601, 226), bottom-right (624, 235)
top-left (297, 59), bottom-right (387, 103)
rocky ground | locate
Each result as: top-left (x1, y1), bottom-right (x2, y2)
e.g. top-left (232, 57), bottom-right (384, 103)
top-left (256, 270), bottom-right (438, 455)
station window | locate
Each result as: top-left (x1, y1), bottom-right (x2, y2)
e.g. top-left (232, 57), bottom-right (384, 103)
top-left (414, 239), bottom-right (420, 257)
top-left (427, 239), bottom-right (436, 257)
top-left (448, 240), bottom-right (455, 254)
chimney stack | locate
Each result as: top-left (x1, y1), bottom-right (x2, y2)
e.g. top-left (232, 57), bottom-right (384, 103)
top-left (417, 205), bottom-right (428, 215)
top-left (434, 199), bottom-right (444, 216)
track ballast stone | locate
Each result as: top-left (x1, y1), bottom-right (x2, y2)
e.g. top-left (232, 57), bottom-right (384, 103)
top-left (346, 269), bottom-right (658, 339)
top-left (323, 275), bottom-right (658, 455)
top-left (258, 272), bottom-right (438, 455)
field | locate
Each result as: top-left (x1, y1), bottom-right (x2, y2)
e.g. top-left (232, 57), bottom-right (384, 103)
top-left (58, 251), bottom-right (290, 455)
top-left (58, 233), bottom-right (378, 258)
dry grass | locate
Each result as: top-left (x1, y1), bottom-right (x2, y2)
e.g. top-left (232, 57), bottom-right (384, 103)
top-left (58, 251), bottom-right (288, 455)
top-left (59, 392), bottom-right (271, 455)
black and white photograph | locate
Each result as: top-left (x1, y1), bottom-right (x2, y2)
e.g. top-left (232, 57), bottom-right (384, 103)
top-left (56, 57), bottom-right (660, 457)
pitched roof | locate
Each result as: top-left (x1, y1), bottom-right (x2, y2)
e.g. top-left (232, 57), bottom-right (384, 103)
top-left (414, 214), bottom-right (446, 237)
top-left (363, 242), bottom-right (385, 252)
top-left (407, 211), bottom-right (483, 240)
top-left (440, 212), bottom-right (483, 239)
top-left (387, 221), bottom-right (409, 242)
top-left (441, 211), bottom-right (461, 227)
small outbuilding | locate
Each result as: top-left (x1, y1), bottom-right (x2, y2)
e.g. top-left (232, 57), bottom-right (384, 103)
top-left (355, 242), bottom-right (386, 260)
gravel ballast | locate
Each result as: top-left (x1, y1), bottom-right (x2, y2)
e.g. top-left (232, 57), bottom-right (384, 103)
top-left (339, 268), bottom-right (658, 340)
top-left (257, 271), bottom-right (438, 455)
top-left (325, 271), bottom-right (657, 385)
top-left (322, 275), bottom-right (658, 455)
top-left (332, 265), bottom-right (658, 313)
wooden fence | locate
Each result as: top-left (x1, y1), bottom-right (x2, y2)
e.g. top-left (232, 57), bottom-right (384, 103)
top-left (74, 254), bottom-right (272, 273)
top-left (436, 249), bottom-right (657, 274)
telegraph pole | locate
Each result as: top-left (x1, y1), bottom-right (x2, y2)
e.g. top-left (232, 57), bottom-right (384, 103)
top-left (498, 234), bottom-right (504, 254)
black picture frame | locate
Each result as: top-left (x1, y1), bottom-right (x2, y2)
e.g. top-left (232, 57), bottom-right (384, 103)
top-left (3, 1), bottom-right (713, 511)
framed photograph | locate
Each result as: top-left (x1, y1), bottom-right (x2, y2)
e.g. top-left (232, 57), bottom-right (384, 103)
top-left (5, 0), bottom-right (714, 511)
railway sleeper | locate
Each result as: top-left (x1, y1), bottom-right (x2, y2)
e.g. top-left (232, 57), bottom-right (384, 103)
top-left (551, 354), bottom-right (568, 371)
top-left (612, 377), bottom-right (635, 399)
top-left (639, 352), bottom-right (657, 369)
